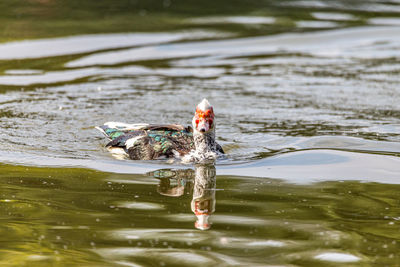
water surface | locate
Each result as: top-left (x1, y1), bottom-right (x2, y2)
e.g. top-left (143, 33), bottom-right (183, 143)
top-left (1, 0), bottom-right (400, 266)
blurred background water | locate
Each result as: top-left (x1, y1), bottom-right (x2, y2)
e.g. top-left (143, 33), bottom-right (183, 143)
top-left (1, 0), bottom-right (400, 266)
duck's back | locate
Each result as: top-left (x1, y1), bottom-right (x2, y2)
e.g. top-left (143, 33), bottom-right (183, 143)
top-left (96, 122), bottom-right (195, 160)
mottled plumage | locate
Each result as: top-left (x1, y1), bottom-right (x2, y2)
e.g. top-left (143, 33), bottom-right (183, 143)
top-left (96, 99), bottom-right (224, 162)
top-left (97, 123), bottom-right (202, 160)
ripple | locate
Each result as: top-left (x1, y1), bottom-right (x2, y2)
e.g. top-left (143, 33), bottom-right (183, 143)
top-left (115, 261), bottom-right (143, 267)
top-left (188, 16), bottom-right (276, 25)
top-left (218, 150), bottom-right (400, 184)
top-left (0, 66), bottom-right (225, 86)
top-left (0, 68), bottom-right (102, 86)
top-left (66, 26), bottom-right (400, 67)
top-left (216, 237), bottom-right (287, 248)
top-left (211, 215), bottom-right (267, 225)
top-left (0, 199), bottom-right (15, 203)
top-left (164, 213), bottom-right (195, 222)
top-left (314, 252), bottom-right (360, 262)
top-left (51, 226), bottom-right (90, 230)
top-left (247, 240), bottom-right (286, 247)
top-left (26, 255), bottom-right (52, 261)
top-left (4, 69), bottom-right (43, 75)
top-left (107, 228), bottom-right (209, 243)
top-left (296, 20), bottom-right (339, 28)
top-left (115, 201), bottom-right (164, 210)
top-left (0, 31), bottom-right (227, 60)
top-left (311, 12), bottom-right (357, 21)
top-left (282, 1), bottom-right (400, 13)
top-left (114, 261), bottom-right (143, 267)
top-left (93, 247), bottom-right (235, 265)
top-left (369, 17), bottom-right (400, 26)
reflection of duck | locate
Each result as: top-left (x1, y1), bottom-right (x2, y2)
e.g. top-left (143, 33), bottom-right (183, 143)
top-left (191, 165), bottom-right (216, 230)
top-left (148, 169), bottom-right (194, 197)
top-left (148, 164), bottom-right (217, 230)
top-left (96, 99), bottom-right (224, 163)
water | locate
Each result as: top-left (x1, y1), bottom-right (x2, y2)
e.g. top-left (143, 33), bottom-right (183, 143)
top-left (1, 0), bottom-right (400, 265)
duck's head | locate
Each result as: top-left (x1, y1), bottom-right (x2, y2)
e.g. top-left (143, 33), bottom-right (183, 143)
top-left (192, 99), bottom-right (215, 134)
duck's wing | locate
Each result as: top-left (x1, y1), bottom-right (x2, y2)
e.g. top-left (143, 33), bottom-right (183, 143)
top-left (95, 122), bottom-right (149, 140)
top-left (126, 128), bottom-right (194, 160)
top-left (96, 122), bottom-right (194, 160)
top-left (138, 124), bottom-right (189, 132)
top-left (96, 122), bottom-right (191, 140)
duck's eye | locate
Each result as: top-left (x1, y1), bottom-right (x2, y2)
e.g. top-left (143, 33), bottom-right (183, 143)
top-left (208, 119), bottom-right (213, 125)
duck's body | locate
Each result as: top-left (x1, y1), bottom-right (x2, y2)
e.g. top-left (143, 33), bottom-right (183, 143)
top-left (96, 99), bottom-right (224, 162)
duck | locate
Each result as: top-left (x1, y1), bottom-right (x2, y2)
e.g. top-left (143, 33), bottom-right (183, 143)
top-left (96, 99), bottom-right (224, 163)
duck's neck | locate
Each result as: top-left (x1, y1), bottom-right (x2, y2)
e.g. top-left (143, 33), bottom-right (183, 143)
top-left (193, 127), bottom-right (216, 154)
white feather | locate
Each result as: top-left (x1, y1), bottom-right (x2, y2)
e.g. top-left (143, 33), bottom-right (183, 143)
top-left (181, 149), bottom-right (218, 164)
top-left (104, 122), bottom-right (149, 131)
top-left (197, 99), bottom-right (212, 111)
top-left (107, 146), bottom-right (128, 155)
top-left (172, 149), bottom-right (182, 158)
top-left (125, 136), bottom-right (144, 149)
top-left (106, 147), bottom-right (129, 160)
top-left (95, 126), bottom-right (108, 137)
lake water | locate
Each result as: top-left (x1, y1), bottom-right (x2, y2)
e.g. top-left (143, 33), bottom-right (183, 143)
top-left (1, 0), bottom-right (400, 265)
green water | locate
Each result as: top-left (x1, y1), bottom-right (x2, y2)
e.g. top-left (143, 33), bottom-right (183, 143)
top-left (2, 164), bottom-right (400, 266)
top-left (1, 0), bottom-right (400, 266)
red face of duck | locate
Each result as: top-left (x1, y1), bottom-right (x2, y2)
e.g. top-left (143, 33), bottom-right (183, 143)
top-left (193, 99), bottom-right (215, 133)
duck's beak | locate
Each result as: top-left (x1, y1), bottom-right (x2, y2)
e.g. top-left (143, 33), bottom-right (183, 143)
top-left (197, 118), bottom-right (210, 133)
